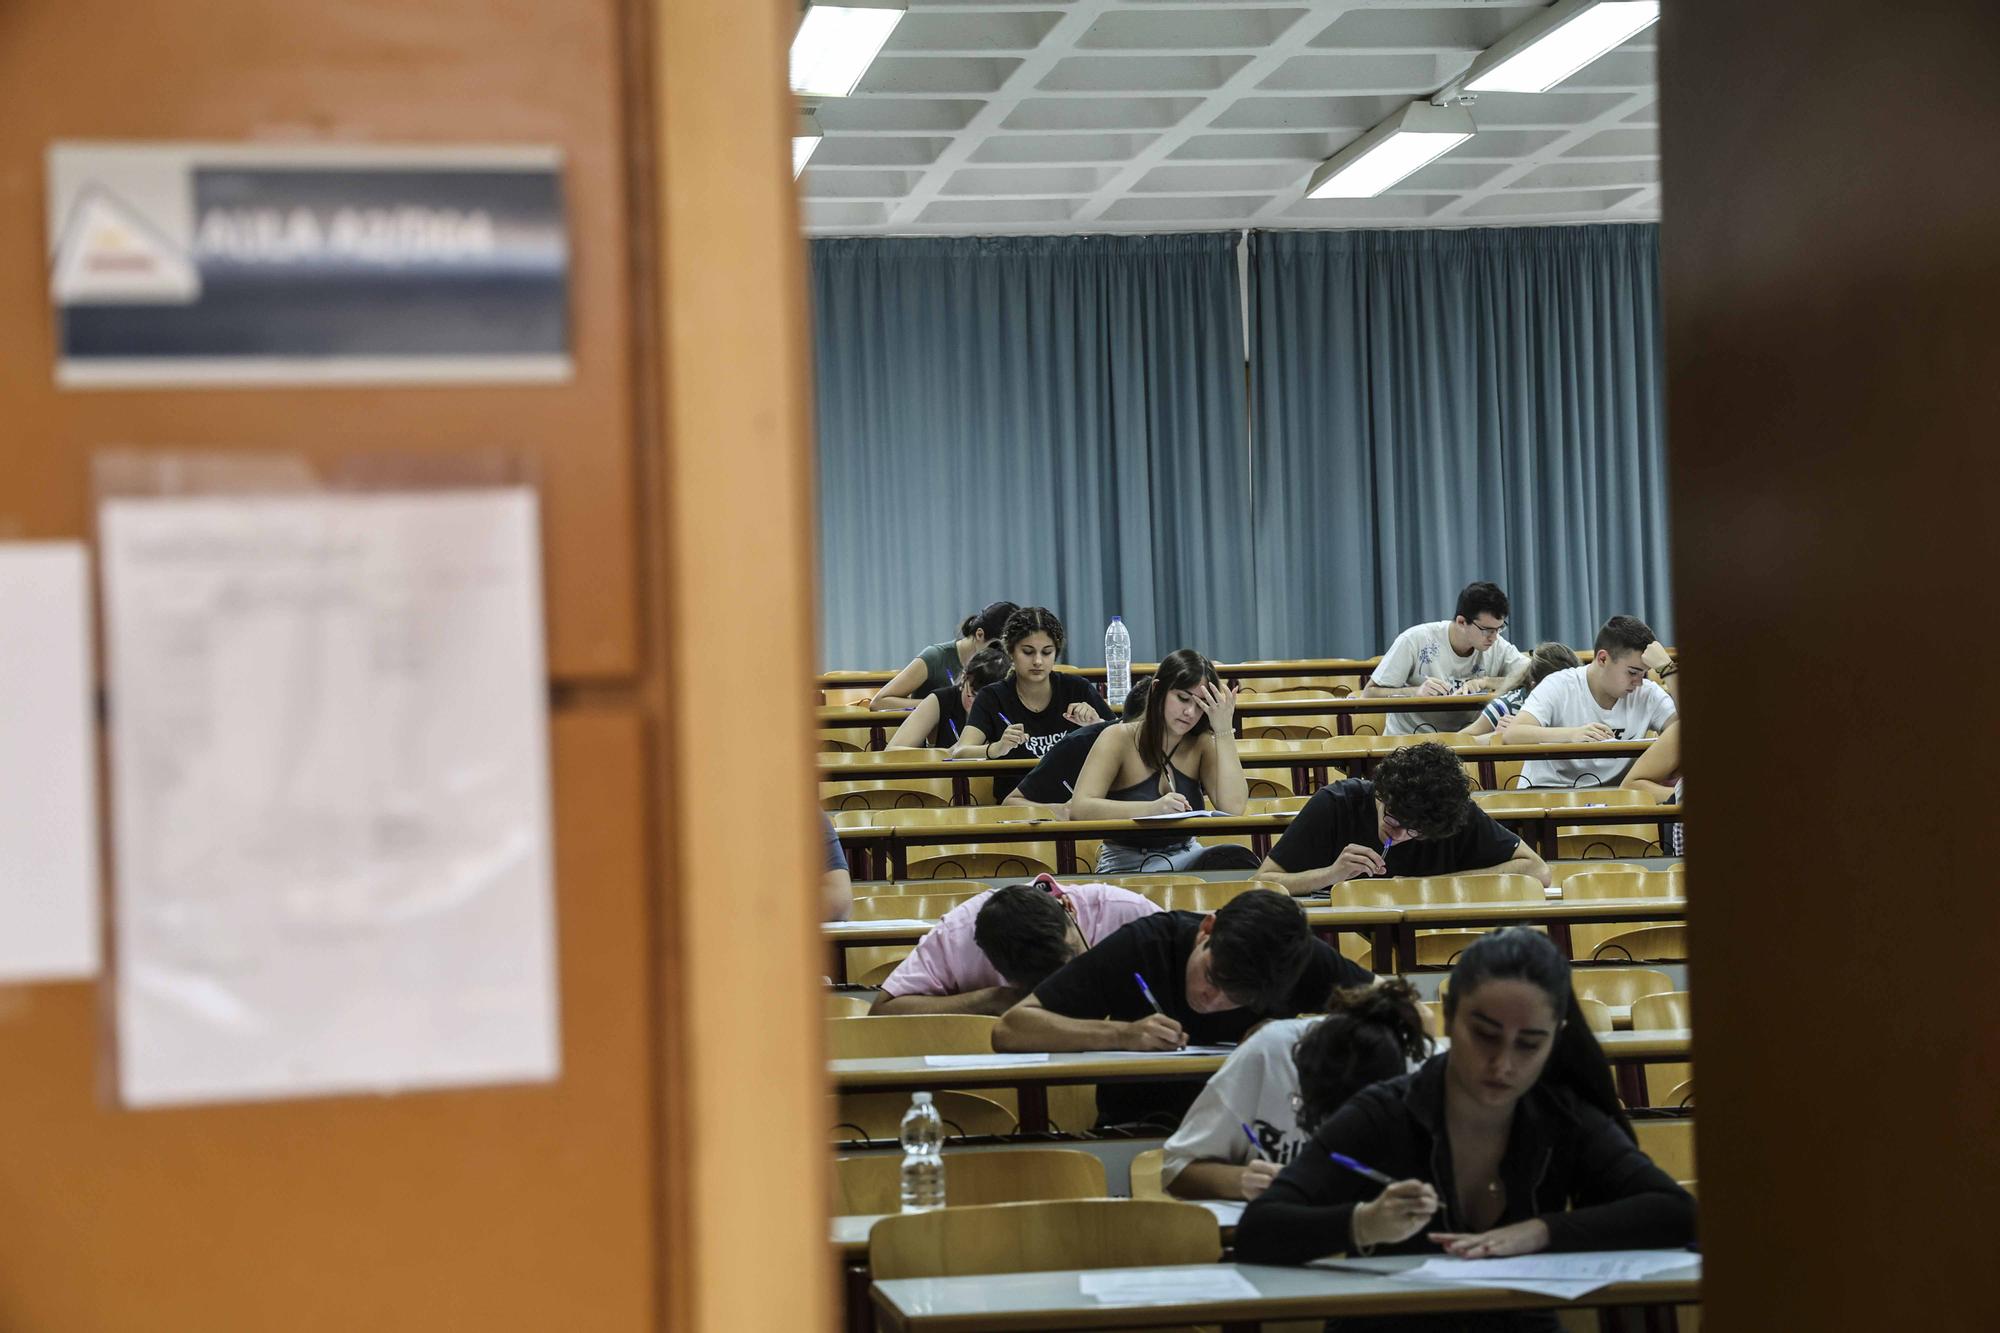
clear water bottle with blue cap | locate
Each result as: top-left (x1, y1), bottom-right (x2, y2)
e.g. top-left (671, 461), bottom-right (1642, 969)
top-left (898, 1091), bottom-right (945, 1212)
top-left (1104, 616), bottom-right (1131, 710)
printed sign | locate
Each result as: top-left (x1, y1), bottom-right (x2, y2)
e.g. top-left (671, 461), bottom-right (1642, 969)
top-left (48, 143), bottom-right (571, 386)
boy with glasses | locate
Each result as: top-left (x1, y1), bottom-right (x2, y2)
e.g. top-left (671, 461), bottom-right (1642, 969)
top-left (1365, 582), bottom-right (1528, 735)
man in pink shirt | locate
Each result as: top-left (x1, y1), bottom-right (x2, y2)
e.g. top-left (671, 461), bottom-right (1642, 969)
top-left (869, 875), bottom-right (1160, 1016)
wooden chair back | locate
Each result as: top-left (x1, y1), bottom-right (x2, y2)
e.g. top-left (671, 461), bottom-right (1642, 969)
top-left (1576, 996), bottom-right (1615, 1034)
top-left (1411, 930), bottom-right (1486, 967)
top-left (1551, 862), bottom-right (1643, 887)
top-left (869, 1198), bottom-right (1221, 1280)
top-left (825, 1014), bottom-right (995, 1059)
top-left (1152, 881), bottom-right (1272, 913)
top-left (1562, 870), bottom-right (1679, 901)
top-left (1634, 1118), bottom-right (1697, 1186)
top-left (1325, 880), bottom-right (1400, 909)
top-left (860, 881), bottom-right (994, 897)
top-left (1557, 825), bottom-right (1665, 859)
top-left (821, 778), bottom-right (954, 811)
top-left (1589, 925), bottom-right (1688, 962)
top-left (834, 1148), bottom-right (1107, 1215)
top-left (1631, 991), bottom-right (1691, 1030)
top-left (1128, 1148), bottom-right (1167, 1200)
top-left (1569, 966), bottom-right (1675, 1012)
top-left (850, 948), bottom-right (914, 988)
top-left (1392, 874), bottom-right (1544, 906)
top-left (848, 892), bottom-right (979, 922)
top-left (833, 1092), bottom-right (1015, 1144)
top-left (825, 992), bottom-right (872, 1018)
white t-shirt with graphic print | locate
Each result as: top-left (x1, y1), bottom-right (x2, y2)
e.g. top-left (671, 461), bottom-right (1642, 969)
top-left (1160, 1017), bottom-right (1318, 1187)
top-left (1517, 666), bottom-right (1678, 788)
top-left (1373, 620), bottom-right (1525, 735)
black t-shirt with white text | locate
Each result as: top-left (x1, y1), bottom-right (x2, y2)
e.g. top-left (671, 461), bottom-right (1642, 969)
top-left (1032, 911), bottom-right (1372, 1127)
top-left (968, 674), bottom-right (1111, 800)
top-left (1266, 778), bottom-right (1522, 881)
top-left (1013, 720), bottom-right (1113, 804)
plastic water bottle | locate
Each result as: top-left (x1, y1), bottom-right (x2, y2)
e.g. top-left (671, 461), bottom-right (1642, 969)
top-left (898, 1091), bottom-right (946, 1212)
top-left (1104, 616), bottom-right (1132, 710)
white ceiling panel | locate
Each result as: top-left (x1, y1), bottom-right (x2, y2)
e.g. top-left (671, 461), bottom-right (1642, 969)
top-left (799, 0), bottom-right (1664, 235)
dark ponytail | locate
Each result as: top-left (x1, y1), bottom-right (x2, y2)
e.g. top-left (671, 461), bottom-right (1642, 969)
top-left (1444, 926), bottom-right (1633, 1140)
top-left (1294, 979), bottom-right (1432, 1134)
top-left (962, 600), bottom-right (1019, 643)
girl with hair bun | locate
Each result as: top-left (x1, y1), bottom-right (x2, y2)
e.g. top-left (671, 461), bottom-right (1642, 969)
top-left (1068, 648), bottom-right (1247, 872)
top-left (1236, 927), bottom-right (1695, 1329)
top-left (1164, 980), bottom-right (1429, 1203)
top-left (951, 607), bottom-right (1109, 801)
top-left (867, 600), bottom-right (1019, 712)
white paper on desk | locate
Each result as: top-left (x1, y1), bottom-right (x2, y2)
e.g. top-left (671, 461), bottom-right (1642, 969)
top-left (0, 544), bottom-right (100, 982)
top-left (922, 1053), bottom-right (1050, 1068)
top-left (1079, 1267), bottom-right (1260, 1304)
top-left (1132, 809), bottom-right (1230, 821)
top-left (100, 488), bottom-right (559, 1107)
top-left (1394, 1251), bottom-right (1694, 1299)
top-left (1089, 1045), bottom-right (1236, 1058)
top-left (1197, 1200), bottom-right (1246, 1225)
top-left (827, 918), bottom-right (933, 931)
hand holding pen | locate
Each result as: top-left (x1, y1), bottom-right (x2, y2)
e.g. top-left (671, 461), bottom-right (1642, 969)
top-left (1237, 1121), bottom-right (1281, 1200)
top-left (1333, 1152), bottom-right (1440, 1248)
top-left (1123, 972), bottom-right (1187, 1051)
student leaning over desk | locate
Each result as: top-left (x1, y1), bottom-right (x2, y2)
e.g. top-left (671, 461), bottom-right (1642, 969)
top-left (868, 599), bottom-right (1018, 711)
top-left (1235, 927), bottom-right (1694, 1333)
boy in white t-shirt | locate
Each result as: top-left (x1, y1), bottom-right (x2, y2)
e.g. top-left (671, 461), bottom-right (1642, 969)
top-left (1506, 614), bottom-right (1679, 788)
top-left (1365, 582), bottom-right (1527, 735)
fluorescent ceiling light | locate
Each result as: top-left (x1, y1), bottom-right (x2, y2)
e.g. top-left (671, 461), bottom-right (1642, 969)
top-left (790, 0), bottom-right (907, 100)
top-left (794, 110), bottom-right (823, 177)
top-left (1306, 102), bottom-right (1475, 199)
top-left (1464, 0), bottom-right (1660, 94)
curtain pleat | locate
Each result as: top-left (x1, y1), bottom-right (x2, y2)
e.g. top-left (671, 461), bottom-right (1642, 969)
top-left (809, 233), bottom-right (1254, 669)
top-left (1247, 224), bottom-right (1671, 656)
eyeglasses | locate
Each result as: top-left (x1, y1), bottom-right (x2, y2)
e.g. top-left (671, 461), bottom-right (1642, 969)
top-left (1381, 813), bottom-right (1427, 843)
top-left (1468, 619), bottom-right (1507, 637)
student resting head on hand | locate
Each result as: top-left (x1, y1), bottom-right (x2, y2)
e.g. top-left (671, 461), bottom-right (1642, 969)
top-left (1235, 927), bottom-right (1695, 1330)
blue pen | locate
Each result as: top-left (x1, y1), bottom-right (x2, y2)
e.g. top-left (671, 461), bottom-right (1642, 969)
top-left (948, 720), bottom-right (960, 742)
top-left (1239, 1121), bottom-right (1270, 1162)
top-left (1133, 972), bottom-right (1166, 1015)
top-left (998, 711), bottom-right (1013, 727)
top-left (1328, 1151), bottom-right (1397, 1186)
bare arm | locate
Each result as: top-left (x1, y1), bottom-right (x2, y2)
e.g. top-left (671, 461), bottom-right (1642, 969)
top-left (885, 694), bottom-right (943, 750)
top-left (868, 657), bottom-right (931, 712)
top-left (1492, 711), bottom-right (1612, 745)
top-left (822, 868), bottom-right (852, 922)
top-left (871, 987), bottom-right (1024, 1017)
top-left (1199, 687), bottom-right (1247, 814)
top-left (1621, 721), bottom-right (1681, 794)
top-left (1458, 712), bottom-right (1497, 737)
top-left (1252, 848), bottom-right (1385, 897)
top-left (1066, 726), bottom-right (1153, 822)
top-left (993, 994), bottom-right (1181, 1052)
top-left (1487, 841), bottom-right (1552, 887)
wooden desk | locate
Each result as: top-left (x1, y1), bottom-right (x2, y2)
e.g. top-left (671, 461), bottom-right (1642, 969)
top-left (821, 694), bottom-right (1496, 749)
top-left (869, 1254), bottom-right (1700, 1332)
top-left (821, 736), bottom-right (1654, 796)
top-left (833, 1202), bottom-right (1244, 1261)
top-left (832, 803), bottom-right (1682, 879)
top-left (831, 1033), bottom-right (1690, 1131)
top-left (821, 659), bottom-right (1386, 691)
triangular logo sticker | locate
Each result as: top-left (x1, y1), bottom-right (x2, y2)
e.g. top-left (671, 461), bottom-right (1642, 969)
top-left (50, 186), bottom-right (200, 306)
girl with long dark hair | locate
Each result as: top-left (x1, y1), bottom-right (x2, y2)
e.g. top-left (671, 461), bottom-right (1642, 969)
top-left (1236, 927), bottom-right (1695, 1330)
top-left (1067, 648), bottom-right (1245, 872)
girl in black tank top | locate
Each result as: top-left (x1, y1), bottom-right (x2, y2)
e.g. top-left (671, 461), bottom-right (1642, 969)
top-left (1066, 649), bottom-right (1250, 872)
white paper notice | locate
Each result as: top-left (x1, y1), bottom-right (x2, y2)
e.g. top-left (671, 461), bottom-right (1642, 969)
top-left (1079, 1266), bottom-right (1260, 1304)
top-left (921, 1053), bottom-right (1050, 1068)
top-left (100, 488), bottom-right (559, 1107)
top-left (1394, 1250), bottom-right (1695, 1299)
top-left (0, 544), bottom-right (100, 981)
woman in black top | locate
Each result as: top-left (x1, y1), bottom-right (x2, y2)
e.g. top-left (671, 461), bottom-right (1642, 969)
top-left (1068, 648), bottom-right (1247, 871)
top-left (952, 608), bottom-right (1109, 801)
top-left (1236, 926), bottom-right (1695, 1332)
top-left (884, 645), bottom-right (1009, 750)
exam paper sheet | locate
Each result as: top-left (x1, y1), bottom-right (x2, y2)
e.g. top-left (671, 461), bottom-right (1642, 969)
top-left (0, 544), bottom-right (100, 982)
top-left (101, 488), bottom-right (559, 1107)
top-left (1079, 1267), bottom-right (1260, 1304)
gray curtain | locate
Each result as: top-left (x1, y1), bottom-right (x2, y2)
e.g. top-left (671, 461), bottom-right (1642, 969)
top-left (810, 233), bottom-right (1253, 670)
top-left (1246, 224), bottom-right (1672, 657)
